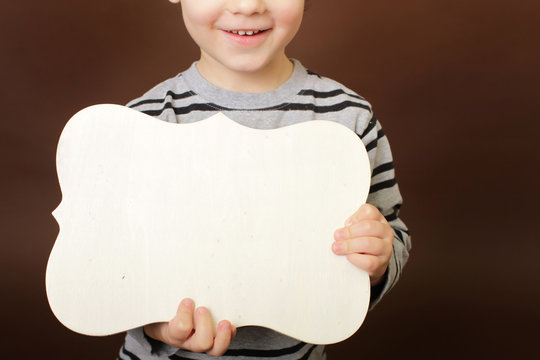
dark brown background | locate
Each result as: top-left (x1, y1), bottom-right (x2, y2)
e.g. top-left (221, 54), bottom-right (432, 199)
top-left (2, 0), bottom-right (539, 358)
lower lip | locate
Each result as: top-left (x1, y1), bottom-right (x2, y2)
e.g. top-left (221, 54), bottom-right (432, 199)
top-left (221, 29), bottom-right (270, 46)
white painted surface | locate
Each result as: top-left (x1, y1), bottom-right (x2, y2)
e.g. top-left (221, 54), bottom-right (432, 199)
top-left (46, 104), bottom-right (371, 344)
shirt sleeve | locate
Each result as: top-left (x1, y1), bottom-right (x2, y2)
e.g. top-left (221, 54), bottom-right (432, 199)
top-left (126, 327), bottom-right (180, 357)
top-left (357, 113), bottom-right (412, 309)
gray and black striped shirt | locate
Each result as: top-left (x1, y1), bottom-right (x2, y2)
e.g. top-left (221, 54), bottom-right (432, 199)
top-left (119, 59), bottom-right (411, 360)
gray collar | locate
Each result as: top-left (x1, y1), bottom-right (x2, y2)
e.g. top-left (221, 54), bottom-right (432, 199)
top-left (181, 58), bottom-right (308, 109)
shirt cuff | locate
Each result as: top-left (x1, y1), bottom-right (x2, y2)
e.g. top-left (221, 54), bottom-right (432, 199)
top-left (368, 244), bottom-right (398, 310)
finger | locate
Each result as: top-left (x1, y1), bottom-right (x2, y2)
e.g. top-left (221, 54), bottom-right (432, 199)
top-left (143, 322), bottom-right (166, 344)
top-left (185, 307), bottom-right (215, 353)
top-left (345, 204), bottom-right (386, 226)
top-left (332, 237), bottom-right (386, 256)
top-left (335, 220), bottom-right (391, 241)
top-left (346, 253), bottom-right (382, 275)
top-left (168, 298), bottom-right (195, 344)
top-left (347, 253), bottom-right (389, 285)
top-left (206, 320), bottom-right (234, 357)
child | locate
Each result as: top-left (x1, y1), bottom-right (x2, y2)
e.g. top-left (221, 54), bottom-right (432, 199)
top-left (118, 1), bottom-right (411, 359)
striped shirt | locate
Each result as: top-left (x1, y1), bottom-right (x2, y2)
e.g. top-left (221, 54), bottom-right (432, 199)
top-left (118, 59), bottom-right (411, 360)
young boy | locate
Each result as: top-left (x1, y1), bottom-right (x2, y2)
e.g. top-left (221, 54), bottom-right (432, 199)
top-left (118, 1), bottom-right (411, 359)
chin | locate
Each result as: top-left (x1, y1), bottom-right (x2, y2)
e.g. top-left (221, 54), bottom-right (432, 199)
top-left (221, 55), bottom-right (277, 75)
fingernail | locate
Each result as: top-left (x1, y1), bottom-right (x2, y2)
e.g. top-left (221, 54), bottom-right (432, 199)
top-left (333, 241), bottom-right (344, 253)
top-left (335, 228), bottom-right (346, 240)
top-left (197, 307), bottom-right (208, 315)
top-left (218, 321), bottom-right (230, 332)
top-left (182, 298), bottom-right (194, 307)
top-left (345, 219), bottom-right (353, 227)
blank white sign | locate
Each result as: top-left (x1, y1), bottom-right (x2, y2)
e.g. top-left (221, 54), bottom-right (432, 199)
top-left (46, 104), bottom-right (371, 344)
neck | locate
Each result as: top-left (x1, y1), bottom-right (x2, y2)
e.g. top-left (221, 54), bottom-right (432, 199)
top-left (196, 54), bottom-right (294, 93)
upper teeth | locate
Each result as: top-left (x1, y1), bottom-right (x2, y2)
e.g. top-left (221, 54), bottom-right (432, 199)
top-left (230, 30), bottom-right (261, 36)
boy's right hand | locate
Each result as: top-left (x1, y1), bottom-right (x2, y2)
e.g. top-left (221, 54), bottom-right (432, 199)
top-left (143, 298), bottom-right (236, 356)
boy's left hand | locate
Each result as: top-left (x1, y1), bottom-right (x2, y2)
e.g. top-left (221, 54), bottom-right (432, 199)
top-left (332, 204), bottom-right (394, 286)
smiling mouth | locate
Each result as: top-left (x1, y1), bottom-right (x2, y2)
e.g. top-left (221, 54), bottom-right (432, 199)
top-left (225, 29), bottom-right (270, 36)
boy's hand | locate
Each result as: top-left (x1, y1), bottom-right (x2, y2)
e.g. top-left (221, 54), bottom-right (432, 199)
top-left (144, 298), bottom-right (236, 356)
top-left (332, 204), bottom-right (394, 285)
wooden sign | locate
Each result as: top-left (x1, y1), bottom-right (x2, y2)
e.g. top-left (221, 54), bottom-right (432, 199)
top-left (46, 104), bottom-right (371, 344)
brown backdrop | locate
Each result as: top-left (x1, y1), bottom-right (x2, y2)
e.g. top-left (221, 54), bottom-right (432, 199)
top-left (2, 0), bottom-right (539, 358)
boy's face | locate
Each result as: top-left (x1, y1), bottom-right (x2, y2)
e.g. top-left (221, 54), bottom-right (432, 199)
top-left (171, 0), bottom-right (305, 77)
